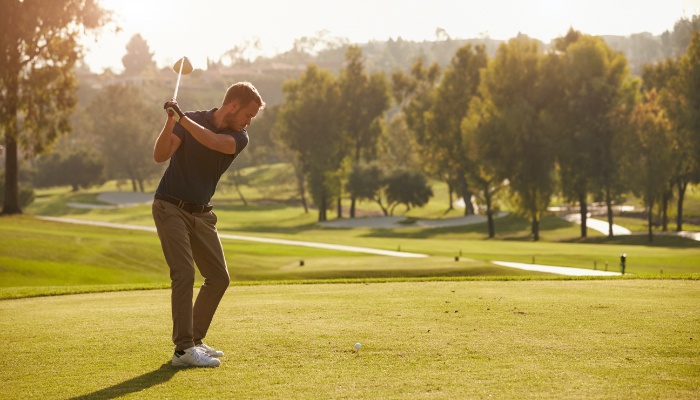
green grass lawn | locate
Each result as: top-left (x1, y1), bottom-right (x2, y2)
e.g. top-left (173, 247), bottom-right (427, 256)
top-left (1, 280), bottom-right (698, 399)
top-left (2, 168), bottom-right (700, 398)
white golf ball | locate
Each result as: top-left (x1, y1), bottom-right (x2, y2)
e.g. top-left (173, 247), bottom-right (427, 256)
top-left (354, 343), bottom-right (362, 350)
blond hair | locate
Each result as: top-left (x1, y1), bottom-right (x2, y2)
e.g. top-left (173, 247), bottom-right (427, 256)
top-left (222, 82), bottom-right (265, 109)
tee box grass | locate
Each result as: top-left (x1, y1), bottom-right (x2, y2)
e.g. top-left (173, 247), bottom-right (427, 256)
top-left (1, 280), bottom-right (698, 399)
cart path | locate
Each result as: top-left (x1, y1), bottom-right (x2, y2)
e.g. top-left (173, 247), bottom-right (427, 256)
top-left (491, 261), bottom-right (621, 276)
top-left (38, 216), bottom-right (624, 276)
top-left (37, 216), bottom-right (427, 258)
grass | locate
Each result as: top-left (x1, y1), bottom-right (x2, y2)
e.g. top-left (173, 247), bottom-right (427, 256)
top-left (1, 280), bottom-right (698, 399)
top-left (2, 168), bottom-right (700, 398)
top-left (2, 213), bottom-right (699, 300)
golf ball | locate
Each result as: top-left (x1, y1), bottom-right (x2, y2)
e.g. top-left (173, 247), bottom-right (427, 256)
top-left (354, 343), bottom-right (362, 350)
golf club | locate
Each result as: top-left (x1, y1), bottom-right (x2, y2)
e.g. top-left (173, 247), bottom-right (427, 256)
top-left (172, 56), bottom-right (193, 100)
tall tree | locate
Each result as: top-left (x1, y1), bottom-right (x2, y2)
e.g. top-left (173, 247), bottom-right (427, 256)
top-left (88, 84), bottom-right (162, 192)
top-left (643, 57), bottom-right (699, 232)
top-left (392, 59), bottom-right (444, 203)
top-left (677, 32), bottom-right (700, 230)
top-left (424, 44), bottom-right (487, 216)
top-left (628, 90), bottom-right (675, 242)
top-left (478, 36), bottom-right (557, 241)
top-left (338, 45), bottom-right (391, 217)
top-left (553, 30), bottom-right (631, 238)
top-left (0, 0), bottom-right (108, 214)
top-left (462, 96), bottom-right (505, 238)
top-left (121, 33), bottom-right (156, 76)
top-left (276, 65), bottom-right (343, 221)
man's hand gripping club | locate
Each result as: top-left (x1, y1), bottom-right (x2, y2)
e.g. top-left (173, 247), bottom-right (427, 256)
top-left (164, 99), bottom-right (184, 122)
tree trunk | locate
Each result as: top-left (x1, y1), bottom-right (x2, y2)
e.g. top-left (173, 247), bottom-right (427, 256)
top-left (2, 134), bottom-right (21, 214)
top-left (647, 203), bottom-right (654, 243)
top-left (447, 182), bottom-right (454, 211)
top-left (484, 182), bottom-right (495, 238)
top-left (661, 189), bottom-right (669, 232)
top-left (318, 191), bottom-right (327, 222)
top-left (532, 215), bottom-right (540, 241)
top-left (232, 170), bottom-right (248, 206)
top-left (350, 197), bottom-right (356, 218)
top-left (295, 167), bottom-right (308, 213)
top-left (337, 197), bottom-right (342, 219)
top-left (579, 192), bottom-right (587, 238)
top-left (605, 187), bottom-right (614, 237)
top-left (2, 65), bottom-right (21, 215)
top-left (676, 180), bottom-right (687, 232)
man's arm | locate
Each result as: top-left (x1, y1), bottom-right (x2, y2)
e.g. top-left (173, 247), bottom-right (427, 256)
top-left (165, 100), bottom-right (237, 155)
top-left (179, 117), bottom-right (237, 154)
top-left (153, 116), bottom-right (182, 163)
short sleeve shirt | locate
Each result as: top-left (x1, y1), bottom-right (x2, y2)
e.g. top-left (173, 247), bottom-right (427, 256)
top-left (155, 108), bottom-right (249, 204)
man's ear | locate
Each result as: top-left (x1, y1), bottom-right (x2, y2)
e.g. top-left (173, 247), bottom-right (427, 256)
top-left (229, 100), bottom-right (240, 113)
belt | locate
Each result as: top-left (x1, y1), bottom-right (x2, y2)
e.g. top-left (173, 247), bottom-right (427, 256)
top-left (155, 193), bottom-right (213, 213)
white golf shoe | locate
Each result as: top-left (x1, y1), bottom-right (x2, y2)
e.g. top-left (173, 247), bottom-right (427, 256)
top-left (196, 342), bottom-right (225, 358)
top-left (172, 346), bottom-right (220, 367)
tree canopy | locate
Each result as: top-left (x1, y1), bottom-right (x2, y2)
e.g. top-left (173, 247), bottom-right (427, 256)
top-left (0, 0), bottom-right (109, 214)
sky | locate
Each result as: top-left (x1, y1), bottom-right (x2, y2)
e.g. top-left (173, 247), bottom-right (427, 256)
top-left (82, 0), bottom-right (700, 73)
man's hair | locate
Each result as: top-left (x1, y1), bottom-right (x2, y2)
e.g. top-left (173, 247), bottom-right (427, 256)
top-left (222, 82), bottom-right (266, 109)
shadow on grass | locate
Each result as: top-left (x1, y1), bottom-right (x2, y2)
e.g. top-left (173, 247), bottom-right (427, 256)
top-left (68, 362), bottom-right (179, 400)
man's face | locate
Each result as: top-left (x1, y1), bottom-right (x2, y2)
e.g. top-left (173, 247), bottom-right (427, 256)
top-left (225, 101), bottom-right (260, 131)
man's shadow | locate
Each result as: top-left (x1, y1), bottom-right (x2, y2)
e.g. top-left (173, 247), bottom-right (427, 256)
top-left (68, 362), bottom-right (179, 400)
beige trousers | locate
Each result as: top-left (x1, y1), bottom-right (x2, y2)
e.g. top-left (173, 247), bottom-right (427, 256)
top-left (152, 199), bottom-right (230, 351)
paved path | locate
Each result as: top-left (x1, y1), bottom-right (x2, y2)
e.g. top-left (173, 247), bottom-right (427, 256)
top-left (491, 261), bottom-right (621, 276)
top-left (561, 213), bottom-right (631, 236)
top-left (37, 217), bottom-right (427, 258)
top-left (67, 191), bottom-right (153, 209)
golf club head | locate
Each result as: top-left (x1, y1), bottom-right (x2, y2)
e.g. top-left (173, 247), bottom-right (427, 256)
top-left (172, 57), bottom-right (193, 75)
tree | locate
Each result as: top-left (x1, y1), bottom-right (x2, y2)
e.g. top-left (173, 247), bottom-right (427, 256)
top-left (628, 90), bottom-right (675, 242)
top-left (345, 163), bottom-right (388, 215)
top-left (385, 169), bottom-right (433, 215)
top-left (462, 96), bottom-right (505, 238)
top-left (552, 30), bottom-right (631, 238)
top-left (392, 59), bottom-right (444, 202)
top-left (121, 34), bottom-right (156, 76)
top-left (643, 57), bottom-right (699, 232)
top-left (1, 0), bottom-right (109, 214)
top-left (676, 32), bottom-right (700, 230)
top-left (477, 36), bottom-right (557, 241)
top-left (338, 46), bottom-right (391, 217)
top-left (88, 84), bottom-right (162, 192)
top-left (34, 149), bottom-right (105, 191)
top-left (663, 14), bottom-right (700, 57)
top-left (377, 114), bottom-right (419, 171)
top-left (276, 65), bottom-right (343, 221)
top-left (423, 44), bottom-right (487, 216)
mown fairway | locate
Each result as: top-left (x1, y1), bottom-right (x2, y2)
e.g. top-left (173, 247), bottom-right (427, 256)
top-left (2, 214), bottom-right (699, 300)
top-left (1, 280), bottom-right (698, 399)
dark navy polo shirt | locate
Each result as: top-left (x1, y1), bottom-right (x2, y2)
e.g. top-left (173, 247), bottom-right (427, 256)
top-left (156, 108), bottom-right (249, 205)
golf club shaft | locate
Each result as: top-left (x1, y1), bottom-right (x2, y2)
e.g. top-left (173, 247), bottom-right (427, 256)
top-left (173, 58), bottom-right (184, 100)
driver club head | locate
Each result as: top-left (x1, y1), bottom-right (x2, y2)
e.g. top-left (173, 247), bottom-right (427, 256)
top-left (172, 56), bottom-right (194, 75)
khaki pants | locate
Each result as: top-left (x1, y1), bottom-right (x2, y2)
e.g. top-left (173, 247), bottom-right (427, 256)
top-left (152, 199), bottom-right (230, 351)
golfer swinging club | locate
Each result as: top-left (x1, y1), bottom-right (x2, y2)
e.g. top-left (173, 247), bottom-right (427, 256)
top-left (153, 82), bottom-right (265, 367)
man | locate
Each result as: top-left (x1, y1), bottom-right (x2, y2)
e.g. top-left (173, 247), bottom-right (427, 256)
top-left (152, 82), bottom-right (265, 367)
